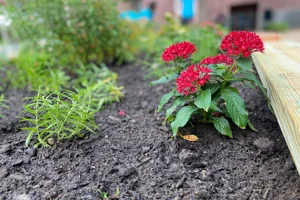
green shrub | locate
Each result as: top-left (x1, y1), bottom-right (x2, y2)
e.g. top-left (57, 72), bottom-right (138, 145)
top-left (6, 50), bottom-right (68, 91)
top-left (139, 15), bottom-right (226, 78)
top-left (6, 0), bottom-right (136, 65)
top-left (265, 22), bottom-right (289, 32)
top-left (73, 63), bottom-right (124, 111)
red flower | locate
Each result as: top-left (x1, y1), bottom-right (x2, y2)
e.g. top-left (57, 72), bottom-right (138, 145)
top-left (162, 41), bottom-right (196, 62)
top-left (220, 31), bottom-right (264, 58)
top-left (200, 54), bottom-right (234, 66)
top-left (176, 65), bottom-right (211, 96)
top-left (119, 110), bottom-right (126, 117)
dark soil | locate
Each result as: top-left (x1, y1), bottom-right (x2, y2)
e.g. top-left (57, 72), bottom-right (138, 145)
top-left (0, 65), bottom-right (300, 200)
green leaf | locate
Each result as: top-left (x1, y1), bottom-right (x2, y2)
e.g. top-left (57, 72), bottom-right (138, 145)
top-left (240, 71), bottom-right (267, 96)
top-left (210, 102), bottom-right (223, 113)
top-left (221, 87), bottom-right (248, 128)
top-left (244, 81), bottom-right (255, 89)
top-left (247, 119), bottom-right (258, 132)
top-left (166, 96), bottom-right (187, 119)
top-left (150, 73), bottom-right (178, 85)
top-left (194, 89), bottom-right (211, 111)
top-left (202, 83), bottom-right (220, 94)
top-left (171, 106), bottom-right (198, 137)
top-left (157, 90), bottom-right (175, 112)
top-left (208, 64), bottom-right (226, 76)
top-left (236, 57), bottom-right (253, 71)
top-left (25, 130), bottom-right (35, 147)
top-left (237, 71), bottom-right (273, 113)
top-left (212, 117), bottom-right (233, 138)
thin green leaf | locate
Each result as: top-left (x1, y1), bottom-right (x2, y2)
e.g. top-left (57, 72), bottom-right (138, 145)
top-left (150, 73), bottom-right (179, 86)
top-left (248, 119), bottom-right (258, 132)
top-left (25, 130), bottom-right (35, 147)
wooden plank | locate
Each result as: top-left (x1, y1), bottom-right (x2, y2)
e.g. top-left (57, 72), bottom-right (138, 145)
top-left (267, 41), bottom-right (300, 63)
top-left (252, 41), bottom-right (300, 175)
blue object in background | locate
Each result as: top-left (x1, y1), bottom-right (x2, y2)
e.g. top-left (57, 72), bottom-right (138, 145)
top-left (120, 10), bottom-right (140, 21)
top-left (181, 0), bottom-right (194, 20)
top-left (120, 8), bottom-right (153, 21)
top-left (140, 8), bottom-right (153, 20)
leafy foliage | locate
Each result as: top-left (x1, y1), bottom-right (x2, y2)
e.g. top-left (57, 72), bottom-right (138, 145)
top-left (153, 31), bottom-right (269, 138)
top-left (22, 89), bottom-right (96, 147)
top-left (5, 0), bottom-right (137, 65)
top-left (140, 16), bottom-right (227, 78)
top-left (265, 22), bottom-right (289, 32)
top-left (7, 50), bottom-right (68, 91)
top-left (21, 63), bottom-right (123, 147)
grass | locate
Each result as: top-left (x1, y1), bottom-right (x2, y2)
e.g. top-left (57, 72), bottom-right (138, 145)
top-left (0, 94), bottom-right (8, 118)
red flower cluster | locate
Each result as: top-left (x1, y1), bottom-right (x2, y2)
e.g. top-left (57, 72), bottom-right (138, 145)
top-left (176, 65), bottom-right (211, 96)
top-left (200, 54), bottom-right (234, 66)
top-left (220, 31), bottom-right (264, 58)
top-left (162, 41), bottom-right (196, 62)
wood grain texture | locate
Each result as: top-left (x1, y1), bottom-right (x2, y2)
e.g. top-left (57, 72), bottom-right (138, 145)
top-left (252, 41), bottom-right (300, 175)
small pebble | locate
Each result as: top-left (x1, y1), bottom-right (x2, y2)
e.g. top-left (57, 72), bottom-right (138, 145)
top-left (253, 137), bottom-right (274, 150)
top-left (16, 194), bottom-right (31, 200)
top-left (47, 138), bottom-right (55, 146)
top-left (0, 144), bottom-right (11, 154)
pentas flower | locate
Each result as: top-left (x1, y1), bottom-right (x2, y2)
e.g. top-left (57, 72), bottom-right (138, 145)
top-left (200, 54), bottom-right (234, 66)
top-left (220, 31), bottom-right (264, 58)
top-left (162, 41), bottom-right (196, 62)
top-left (176, 65), bottom-right (211, 96)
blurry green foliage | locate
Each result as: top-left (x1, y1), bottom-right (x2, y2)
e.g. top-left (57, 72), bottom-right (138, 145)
top-left (5, 0), bottom-right (137, 65)
top-left (265, 22), bottom-right (289, 32)
top-left (137, 14), bottom-right (228, 78)
top-left (6, 50), bottom-right (68, 91)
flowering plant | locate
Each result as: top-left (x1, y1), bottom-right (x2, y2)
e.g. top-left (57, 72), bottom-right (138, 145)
top-left (151, 31), bottom-right (268, 138)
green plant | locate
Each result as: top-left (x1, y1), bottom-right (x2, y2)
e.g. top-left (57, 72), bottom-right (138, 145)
top-left (152, 31), bottom-right (269, 138)
top-left (265, 22), bottom-right (289, 32)
top-left (7, 50), bottom-right (68, 91)
top-left (21, 63), bottom-right (123, 147)
top-left (98, 187), bottom-right (120, 200)
top-left (0, 94), bottom-right (8, 118)
top-left (71, 62), bottom-right (124, 110)
top-left (5, 0), bottom-right (137, 65)
top-left (139, 15), bottom-right (224, 78)
top-left (98, 190), bottom-right (108, 200)
top-left (21, 89), bottom-right (98, 147)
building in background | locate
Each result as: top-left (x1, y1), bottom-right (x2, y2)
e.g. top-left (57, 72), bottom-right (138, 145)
top-left (118, 0), bottom-right (300, 30)
top-left (118, 0), bottom-right (200, 23)
top-left (202, 0), bottom-right (300, 30)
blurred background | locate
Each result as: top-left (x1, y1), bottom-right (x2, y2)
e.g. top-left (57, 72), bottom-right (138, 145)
top-left (0, 0), bottom-right (300, 66)
top-left (118, 0), bottom-right (300, 30)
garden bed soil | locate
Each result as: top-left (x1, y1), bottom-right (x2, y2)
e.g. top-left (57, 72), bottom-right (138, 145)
top-left (0, 64), bottom-right (300, 200)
